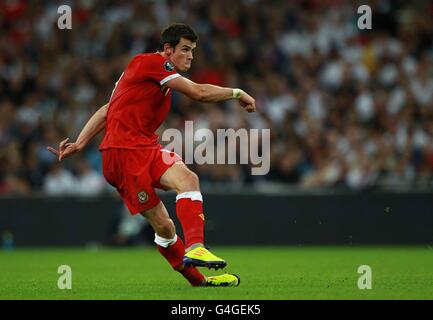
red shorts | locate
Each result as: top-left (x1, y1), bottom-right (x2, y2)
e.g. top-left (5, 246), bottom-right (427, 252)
top-left (101, 146), bottom-right (182, 215)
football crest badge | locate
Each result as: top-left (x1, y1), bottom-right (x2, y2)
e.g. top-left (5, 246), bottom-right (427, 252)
top-left (137, 191), bottom-right (148, 203)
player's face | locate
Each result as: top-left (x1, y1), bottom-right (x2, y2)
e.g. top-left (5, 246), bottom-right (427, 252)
top-left (170, 38), bottom-right (196, 72)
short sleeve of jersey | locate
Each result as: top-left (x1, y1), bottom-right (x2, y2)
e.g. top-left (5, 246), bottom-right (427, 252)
top-left (130, 54), bottom-right (180, 85)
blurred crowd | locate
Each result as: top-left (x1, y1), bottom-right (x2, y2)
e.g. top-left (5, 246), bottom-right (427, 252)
top-left (1, 0), bottom-right (433, 197)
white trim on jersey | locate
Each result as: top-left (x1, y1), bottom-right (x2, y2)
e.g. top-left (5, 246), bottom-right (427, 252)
top-left (160, 73), bottom-right (181, 86)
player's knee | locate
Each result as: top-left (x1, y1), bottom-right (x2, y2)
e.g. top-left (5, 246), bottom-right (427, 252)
top-left (178, 170), bottom-right (200, 192)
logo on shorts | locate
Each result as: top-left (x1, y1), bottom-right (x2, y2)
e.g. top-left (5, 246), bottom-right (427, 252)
top-left (137, 191), bottom-right (149, 203)
top-left (163, 60), bottom-right (174, 72)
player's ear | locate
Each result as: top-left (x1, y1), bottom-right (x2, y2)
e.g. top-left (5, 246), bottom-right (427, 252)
top-left (163, 43), bottom-right (173, 56)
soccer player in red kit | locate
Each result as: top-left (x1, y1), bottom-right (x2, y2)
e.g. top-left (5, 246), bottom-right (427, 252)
top-left (48, 23), bottom-right (255, 287)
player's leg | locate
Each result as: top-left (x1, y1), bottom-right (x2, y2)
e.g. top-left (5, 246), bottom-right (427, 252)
top-left (159, 162), bottom-right (227, 270)
top-left (159, 161), bottom-right (203, 250)
top-left (141, 201), bottom-right (206, 287)
top-left (142, 200), bottom-right (239, 287)
top-left (103, 148), bottom-right (237, 284)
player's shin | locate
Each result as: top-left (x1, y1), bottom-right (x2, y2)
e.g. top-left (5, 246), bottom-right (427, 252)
top-left (175, 191), bottom-right (205, 251)
top-left (154, 234), bottom-right (206, 286)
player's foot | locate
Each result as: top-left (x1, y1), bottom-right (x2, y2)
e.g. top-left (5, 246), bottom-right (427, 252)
top-left (183, 247), bottom-right (227, 270)
top-left (206, 273), bottom-right (240, 287)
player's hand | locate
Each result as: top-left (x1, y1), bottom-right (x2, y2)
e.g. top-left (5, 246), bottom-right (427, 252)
top-left (239, 92), bottom-right (256, 113)
top-left (47, 138), bottom-right (82, 161)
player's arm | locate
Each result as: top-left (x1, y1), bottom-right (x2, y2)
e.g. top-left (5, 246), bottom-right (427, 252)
top-left (47, 103), bottom-right (108, 161)
top-left (165, 76), bottom-right (256, 112)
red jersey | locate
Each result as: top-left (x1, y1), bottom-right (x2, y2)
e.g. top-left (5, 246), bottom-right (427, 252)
top-left (100, 52), bottom-right (180, 150)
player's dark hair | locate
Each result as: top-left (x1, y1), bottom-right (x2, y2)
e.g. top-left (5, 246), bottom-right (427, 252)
top-left (158, 23), bottom-right (198, 51)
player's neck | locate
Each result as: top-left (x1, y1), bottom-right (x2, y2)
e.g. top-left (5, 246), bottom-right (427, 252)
top-left (158, 51), bottom-right (169, 60)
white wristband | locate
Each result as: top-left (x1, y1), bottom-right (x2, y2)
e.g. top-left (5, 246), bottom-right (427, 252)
top-left (232, 88), bottom-right (245, 99)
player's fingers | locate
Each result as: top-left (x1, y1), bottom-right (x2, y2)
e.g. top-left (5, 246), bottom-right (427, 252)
top-left (59, 151), bottom-right (69, 161)
top-left (245, 104), bottom-right (255, 112)
top-left (47, 146), bottom-right (60, 156)
top-left (59, 138), bottom-right (69, 149)
top-left (59, 145), bottom-right (77, 161)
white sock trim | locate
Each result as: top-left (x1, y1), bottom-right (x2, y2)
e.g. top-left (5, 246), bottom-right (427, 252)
top-left (154, 234), bottom-right (177, 248)
top-left (176, 191), bottom-right (203, 202)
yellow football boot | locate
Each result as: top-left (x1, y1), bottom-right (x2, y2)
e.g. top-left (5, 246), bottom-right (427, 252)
top-left (206, 273), bottom-right (240, 287)
top-left (183, 246), bottom-right (227, 270)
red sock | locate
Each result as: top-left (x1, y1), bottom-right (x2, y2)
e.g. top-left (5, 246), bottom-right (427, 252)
top-left (156, 236), bottom-right (205, 286)
top-left (176, 192), bottom-right (205, 249)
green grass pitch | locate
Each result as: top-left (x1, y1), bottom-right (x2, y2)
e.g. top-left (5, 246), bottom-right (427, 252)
top-left (1, 246), bottom-right (432, 299)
